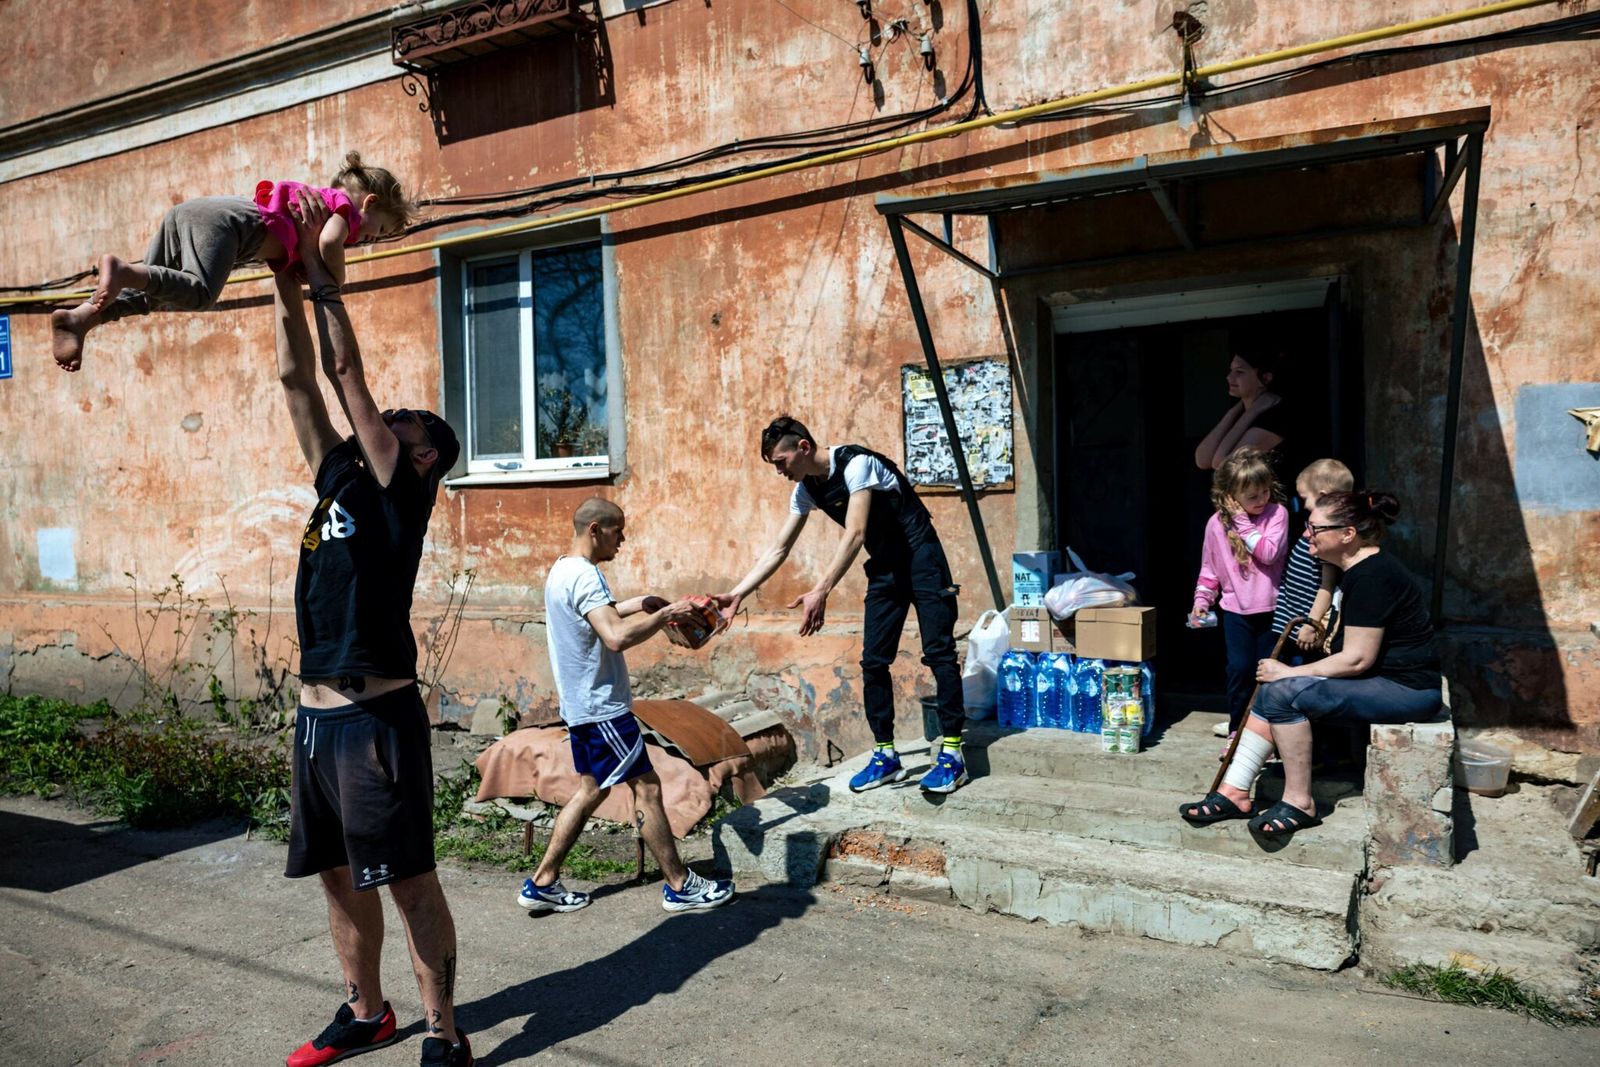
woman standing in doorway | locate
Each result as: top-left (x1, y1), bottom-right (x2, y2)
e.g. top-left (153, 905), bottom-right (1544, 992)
top-left (1194, 343), bottom-right (1288, 471)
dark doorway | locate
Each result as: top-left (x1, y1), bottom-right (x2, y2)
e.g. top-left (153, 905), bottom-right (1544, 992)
top-left (1054, 298), bottom-right (1358, 710)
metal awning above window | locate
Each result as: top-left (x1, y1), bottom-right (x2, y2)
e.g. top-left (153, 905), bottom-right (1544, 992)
top-left (876, 110), bottom-right (1488, 618)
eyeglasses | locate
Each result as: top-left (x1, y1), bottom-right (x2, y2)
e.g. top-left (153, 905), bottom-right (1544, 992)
top-left (1303, 522), bottom-right (1349, 538)
top-left (383, 408), bottom-right (437, 451)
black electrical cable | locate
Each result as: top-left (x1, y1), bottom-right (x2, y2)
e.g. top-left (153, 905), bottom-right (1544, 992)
top-left (6, 10), bottom-right (1593, 294)
top-left (1010, 8), bottom-right (1600, 127)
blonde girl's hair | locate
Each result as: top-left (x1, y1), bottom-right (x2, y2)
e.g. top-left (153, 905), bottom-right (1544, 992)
top-left (330, 151), bottom-right (419, 230)
top-left (1211, 448), bottom-right (1281, 566)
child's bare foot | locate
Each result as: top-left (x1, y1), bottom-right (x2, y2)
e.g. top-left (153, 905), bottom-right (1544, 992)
top-left (90, 254), bottom-right (147, 311)
top-left (51, 303), bottom-right (97, 372)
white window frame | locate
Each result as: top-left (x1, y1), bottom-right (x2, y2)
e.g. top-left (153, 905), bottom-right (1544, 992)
top-left (454, 234), bottom-right (617, 483)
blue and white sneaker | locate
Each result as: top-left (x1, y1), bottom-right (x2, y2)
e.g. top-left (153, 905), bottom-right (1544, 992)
top-left (517, 878), bottom-right (591, 913)
top-left (849, 750), bottom-right (908, 793)
top-left (918, 751), bottom-right (969, 794)
top-left (662, 869), bottom-right (735, 912)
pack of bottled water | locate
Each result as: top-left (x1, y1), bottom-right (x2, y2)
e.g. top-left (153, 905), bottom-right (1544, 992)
top-left (996, 651), bottom-right (1154, 742)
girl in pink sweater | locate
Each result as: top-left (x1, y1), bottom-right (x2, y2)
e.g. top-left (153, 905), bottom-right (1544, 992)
top-left (1189, 448), bottom-right (1289, 742)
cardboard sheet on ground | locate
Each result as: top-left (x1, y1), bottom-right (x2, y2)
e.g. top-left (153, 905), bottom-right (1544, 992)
top-left (473, 700), bottom-right (767, 838)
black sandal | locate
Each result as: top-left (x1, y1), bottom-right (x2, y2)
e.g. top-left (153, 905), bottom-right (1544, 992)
top-left (1247, 800), bottom-right (1322, 836)
top-left (1178, 791), bottom-right (1249, 825)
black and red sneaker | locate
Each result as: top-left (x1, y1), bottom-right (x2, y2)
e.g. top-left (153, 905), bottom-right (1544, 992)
top-left (286, 1001), bottom-right (399, 1067)
top-left (419, 1030), bottom-right (473, 1066)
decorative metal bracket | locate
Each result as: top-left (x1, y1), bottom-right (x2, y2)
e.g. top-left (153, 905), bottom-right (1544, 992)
top-left (399, 71), bottom-right (433, 114)
top-left (392, 0), bottom-right (595, 72)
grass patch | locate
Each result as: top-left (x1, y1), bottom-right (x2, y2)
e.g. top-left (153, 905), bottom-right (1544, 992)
top-left (432, 763), bottom-right (635, 879)
top-left (1383, 962), bottom-right (1585, 1027)
top-left (0, 694), bottom-right (291, 832)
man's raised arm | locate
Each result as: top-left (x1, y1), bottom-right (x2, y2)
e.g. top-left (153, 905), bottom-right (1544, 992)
top-left (288, 190), bottom-right (402, 486)
top-left (275, 271), bottom-right (341, 477)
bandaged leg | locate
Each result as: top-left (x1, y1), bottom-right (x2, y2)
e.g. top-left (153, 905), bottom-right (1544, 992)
top-left (1222, 728), bottom-right (1275, 792)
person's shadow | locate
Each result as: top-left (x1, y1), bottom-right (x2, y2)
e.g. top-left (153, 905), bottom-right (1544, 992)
top-left (459, 884), bottom-right (813, 1064)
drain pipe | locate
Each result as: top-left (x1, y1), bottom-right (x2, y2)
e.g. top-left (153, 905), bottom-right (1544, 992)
top-left (0, 0), bottom-right (1559, 306)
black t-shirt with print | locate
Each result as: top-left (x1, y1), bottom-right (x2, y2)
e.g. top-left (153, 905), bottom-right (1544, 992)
top-left (1330, 550), bottom-right (1441, 690)
top-left (295, 439), bottom-right (432, 680)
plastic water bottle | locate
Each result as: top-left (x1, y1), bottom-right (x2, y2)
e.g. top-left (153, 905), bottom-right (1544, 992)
top-left (1034, 653), bottom-right (1072, 729)
top-left (1074, 657), bottom-right (1103, 734)
top-left (997, 651), bottom-right (1036, 730)
top-left (1059, 654), bottom-right (1080, 730)
top-left (1140, 661), bottom-right (1157, 737)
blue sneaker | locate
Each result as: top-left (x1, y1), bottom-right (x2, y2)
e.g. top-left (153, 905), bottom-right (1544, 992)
top-left (662, 869), bottom-right (735, 912)
top-left (919, 751), bottom-right (968, 794)
top-left (517, 878), bottom-right (590, 913)
top-left (849, 750), bottom-right (908, 793)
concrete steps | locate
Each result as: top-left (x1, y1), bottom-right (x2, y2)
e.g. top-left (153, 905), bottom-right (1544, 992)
top-left (713, 712), bottom-right (1368, 969)
top-left (865, 772), bottom-right (1367, 872)
top-left (964, 718), bottom-right (1363, 801)
top-left (1368, 864), bottom-right (1600, 950)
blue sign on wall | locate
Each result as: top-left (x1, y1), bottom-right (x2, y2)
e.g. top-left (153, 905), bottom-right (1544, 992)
top-left (0, 314), bottom-right (11, 380)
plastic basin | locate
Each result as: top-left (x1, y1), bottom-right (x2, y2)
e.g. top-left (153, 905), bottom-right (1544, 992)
top-left (1454, 739), bottom-right (1512, 797)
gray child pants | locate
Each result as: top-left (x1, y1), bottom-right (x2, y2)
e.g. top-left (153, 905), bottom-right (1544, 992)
top-left (99, 196), bottom-right (267, 321)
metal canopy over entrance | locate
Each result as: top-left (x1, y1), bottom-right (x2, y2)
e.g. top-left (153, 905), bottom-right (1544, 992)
top-left (877, 109), bottom-right (1489, 619)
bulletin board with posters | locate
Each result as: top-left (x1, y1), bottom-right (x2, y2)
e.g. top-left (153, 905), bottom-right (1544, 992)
top-left (900, 358), bottom-right (1014, 492)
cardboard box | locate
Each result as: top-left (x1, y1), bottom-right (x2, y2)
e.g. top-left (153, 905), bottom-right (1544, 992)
top-left (1010, 607), bottom-right (1077, 653)
top-left (1009, 606), bottom-right (1054, 652)
top-left (1050, 616), bottom-right (1076, 654)
top-left (1012, 551), bottom-right (1061, 607)
top-left (1073, 606), bottom-right (1157, 663)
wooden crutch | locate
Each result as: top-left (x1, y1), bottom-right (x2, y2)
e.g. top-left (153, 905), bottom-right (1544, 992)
top-left (1207, 613), bottom-right (1320, 795)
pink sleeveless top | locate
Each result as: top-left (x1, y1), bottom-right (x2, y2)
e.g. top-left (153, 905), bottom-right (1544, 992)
top-left (254, 181), bottom-right (363, 273)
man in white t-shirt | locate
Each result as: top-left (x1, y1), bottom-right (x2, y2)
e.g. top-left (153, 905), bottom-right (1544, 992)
top-left (516, 497), bottom-right (736, 915)
top-left (716, 416), bottom-right (968, 795)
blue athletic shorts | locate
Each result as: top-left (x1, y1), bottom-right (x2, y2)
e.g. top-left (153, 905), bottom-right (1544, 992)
top-left (568, 712), bottom-right (652, 788)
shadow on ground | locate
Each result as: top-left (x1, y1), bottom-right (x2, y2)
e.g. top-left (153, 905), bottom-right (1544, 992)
top-left (461, 885), bottom-right (814, 1065)
top-left (0, 807), bottom-right (243, 893)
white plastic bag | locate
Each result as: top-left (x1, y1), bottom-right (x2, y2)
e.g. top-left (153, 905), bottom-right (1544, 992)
top-left (963, 664), bottom-right (997, 720)
top-left (966, 609), bottom-right (1010, 672)
top-left (962, 609), bottom-right (1009, 718)
top-left (1043, 547), bottom-right (1139, 620)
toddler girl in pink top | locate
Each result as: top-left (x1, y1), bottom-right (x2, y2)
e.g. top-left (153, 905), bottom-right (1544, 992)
top-left (1189, 447), bottom-right (1289, 742)
top-left (51, 151), bottom-right (415, 372)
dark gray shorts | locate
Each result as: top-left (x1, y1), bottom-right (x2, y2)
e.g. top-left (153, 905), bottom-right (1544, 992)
top-left (285, 684), bottom-right (436, 891)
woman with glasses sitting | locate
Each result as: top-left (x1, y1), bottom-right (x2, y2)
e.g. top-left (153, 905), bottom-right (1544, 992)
top-left (1180, 490), bottom-right (1443, 836)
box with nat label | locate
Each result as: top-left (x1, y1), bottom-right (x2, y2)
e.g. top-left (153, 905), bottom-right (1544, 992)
top-left (1011, 551), bottom-right (1060, 607)
top-left (1009, 606), bottom-right (1054, 652)
top-left (1073, 606), bottom-right (1157, 663)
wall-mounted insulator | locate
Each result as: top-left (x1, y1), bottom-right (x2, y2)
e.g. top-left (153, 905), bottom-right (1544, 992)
top-left (919, 34), bottom-right (935, 69)
top-left (859, 45), bottom-right (875, 84)
top-left (857, 1), bottom-right (872, 20)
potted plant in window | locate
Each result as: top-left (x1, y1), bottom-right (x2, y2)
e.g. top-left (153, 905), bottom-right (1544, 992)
top-left (539, 386), bottom-right (589, 458)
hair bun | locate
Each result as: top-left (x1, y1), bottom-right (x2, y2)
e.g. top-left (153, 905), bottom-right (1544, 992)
top-left (1366, 490), bottom-right (1401, 524)
top-left (343, 150), bottom-right (364, 170)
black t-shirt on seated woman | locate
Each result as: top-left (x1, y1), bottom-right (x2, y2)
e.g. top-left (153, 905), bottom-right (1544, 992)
top-left (1330, 550), bottom-right (1441, 691)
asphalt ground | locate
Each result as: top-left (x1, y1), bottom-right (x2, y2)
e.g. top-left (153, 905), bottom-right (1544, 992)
top-left (2, 794), bottom-right (1595, 1066)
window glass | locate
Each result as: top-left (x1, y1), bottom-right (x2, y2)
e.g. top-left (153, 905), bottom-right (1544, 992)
top-left (466, 257), bottom-right (523, 459)
top-left (532, 244), bottom-right (607, 459)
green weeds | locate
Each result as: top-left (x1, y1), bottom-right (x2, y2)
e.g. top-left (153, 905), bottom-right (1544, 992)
top-left (432, 762), bottom-right (635, 878)
top-left (1383, 962), bottom-right (1591, 1027)
top-left (0, 694), bottom-right (290, 831)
